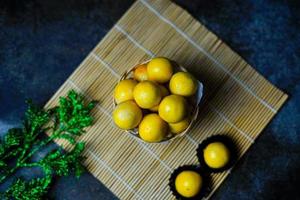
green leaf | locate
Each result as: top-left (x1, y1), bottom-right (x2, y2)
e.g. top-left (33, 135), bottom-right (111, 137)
top-left (0, 160), bottom-right (7, 167)
top-left (0, 128), bottom-right (24, 160)
top-left (4, 177), bottom-right (52, 200)
top-left (40, 142), bottom-right (86, 177)
top-left (4, 128), bottom-right (24, 147)
top-left (0, 143), bottom-right (5, 157)
top-left (56, 90), bottom-right (95, 137)
top-left (25, 101), bottom-right (50, 131)
top-left (74, 162), bottom-right (86, 178)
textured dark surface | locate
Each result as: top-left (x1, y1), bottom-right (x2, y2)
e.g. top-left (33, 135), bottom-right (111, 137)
top-left (0, 0), bottom-right (299, 199)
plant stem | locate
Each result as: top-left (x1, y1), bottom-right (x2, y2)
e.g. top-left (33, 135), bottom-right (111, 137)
top-left (0, 130), bottom-right (62, 184)
top-left (0, 167), bottom-right (17, 183)
top-left (20, 131), bottom-right (61, 163)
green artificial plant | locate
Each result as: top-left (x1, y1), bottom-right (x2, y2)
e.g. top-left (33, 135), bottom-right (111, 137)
top-left (0, 90), bottom-right (96, 200)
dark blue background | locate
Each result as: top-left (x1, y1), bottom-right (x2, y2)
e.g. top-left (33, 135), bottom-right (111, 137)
top-left (0, 0), bottom-right (299, 199)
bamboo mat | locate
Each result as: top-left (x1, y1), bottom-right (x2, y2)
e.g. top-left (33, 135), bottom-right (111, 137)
top-left (45, 0), bottom-right (288, 199)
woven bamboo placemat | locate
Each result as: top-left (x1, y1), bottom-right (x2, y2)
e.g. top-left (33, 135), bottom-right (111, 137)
top-left (45, 0), bottom-right (288, 199)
